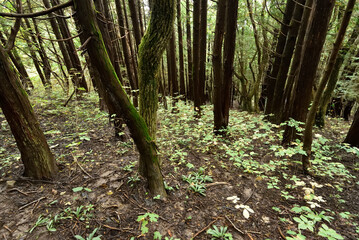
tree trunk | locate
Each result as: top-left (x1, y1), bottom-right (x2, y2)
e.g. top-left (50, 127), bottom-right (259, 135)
top-left (198, 0), bottom-right (207, 105)
top-left (0, 46), bottom-right (58, 179)
top-left (283, 0), bottom-right (335, 144)
top-left (270, 0), bottom-right (305, 123)
top-left (192, 0), bottom-right (201, 112)
top-left (186, 0), bottom-right (193, 100)
top-left (26, 0), bottom-right (52, 88)
top-left (168, 31), bottom-right (178, 101)
top-left (302, 0), bottom-right (355, 173)
top-left (213, 0), bottom-right (226, 133)
top-left (138, 0), bottom-right (176, 138)
top-left (115, 0), bottom-right (139, 106)
top-left (176, 0), bottom-right (185, 98)
top-left (128, 0), bottom-right (142, 49)
top-left (265, 0), bottom-right (295, 115)
top-left (51, 0), bottom-right (88, 93)
top-left (73, 0), bottom-right (168, 197)
top-left (344, 108), bottom-right (359, 148)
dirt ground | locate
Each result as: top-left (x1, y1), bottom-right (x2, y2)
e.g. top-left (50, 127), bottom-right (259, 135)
top-left (0, 94), bottom-right (358, 240)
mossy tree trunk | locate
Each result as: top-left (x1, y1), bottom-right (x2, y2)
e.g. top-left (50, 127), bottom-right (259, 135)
top-left (73, 0), bottom-right (168, 197)
top-left (138, 0), bottom-right (176, 138)
top-left (0, 46), bottom-right (58, 179)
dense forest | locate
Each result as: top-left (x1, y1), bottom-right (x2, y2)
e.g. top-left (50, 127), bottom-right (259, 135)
top-left (0, 0), bottom-right (358, 239)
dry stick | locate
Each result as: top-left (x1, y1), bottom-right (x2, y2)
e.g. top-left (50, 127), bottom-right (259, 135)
top-left (72, 154), bottom-right (93, 178)
top-left (277, 226), bottom-right (286, 239)
top-left (3, 225), bottom-right (12, 233)
top-left (19, 197), bottom-right (46, 210)
top-left (225, 215), bottom-right (244, 234)
top-left (206, 182), bottom-right (229, 187)
top-left (7, 188), bottom-right (29, 196)
top-left (247, 232), bottom-right (255, 240)
top-left (192, 218), bottom-right (221, 239)
top-left (103, 224), bottom-right (122, 231)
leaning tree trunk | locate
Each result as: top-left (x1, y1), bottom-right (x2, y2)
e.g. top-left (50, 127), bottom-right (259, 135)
top-left (0, 46), bottom-right (58, 179)
top-left (74, 0), bottom-right (170, 197)
top-left (302, 0), bottom-right (355, 173)
top-left (344, 108), bottom-right (359, 148)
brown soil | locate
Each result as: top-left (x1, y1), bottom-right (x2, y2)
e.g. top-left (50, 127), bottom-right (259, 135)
top-left (0, 95), bottom-right (358, 240)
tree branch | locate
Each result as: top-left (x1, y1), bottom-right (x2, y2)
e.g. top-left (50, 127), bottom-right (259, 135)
top-left (0, 0), bottom-right (73, 18)
top-left (4, 0), bottom-right (22, 52)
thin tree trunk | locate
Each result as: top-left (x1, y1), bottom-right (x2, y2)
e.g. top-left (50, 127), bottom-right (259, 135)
top-left (213, 0), bottom-right (226, 133)
top-left (177, 0), bottom-right (185, 98)
top-left (128, 0), bottom-right (142, 49)
top-left (198, 0), bottom-right (207, 105)
top-left (186, 0), bottom-right (193, 100)
top-left (0, 46), bottom-right (58, 179)
top-left (192, 0), bottom-right (201, 112)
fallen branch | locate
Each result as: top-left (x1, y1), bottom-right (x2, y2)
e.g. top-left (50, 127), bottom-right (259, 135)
top-left (19, 197), bottom-right (46, 210)
top-left (277, 226), bottom-right (286, 239)
top-left (192, 217), bottom-right (221, 239)
top-left (225, 215), bottom-right (244, 234)
top-left (206, 182), bottom-right (229, 187)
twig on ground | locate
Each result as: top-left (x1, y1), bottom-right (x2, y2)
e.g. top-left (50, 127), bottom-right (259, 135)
top-left (206, 182), bottom-right (229, 187)
top-left (19, 197), bottom-right (46, 210)
top-left (277, 226), bottom-right (286, 239)
top-left (8, 188), bottom-right (29, 196)
top-left (192, 217), bottom-right (221, 239)
top-left (224, 215), bottom-right (244, 234)
top-left (247, 232), bottom-right (254, 240)
top-left (103, 224), bottom-right (122, 231)
top-left (3, 225), bottom-right (12, 233)
top-left (72, 154), bottom-right (93, 178)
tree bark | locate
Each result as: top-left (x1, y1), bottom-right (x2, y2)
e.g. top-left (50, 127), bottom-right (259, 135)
top-left (344, 108), bottom-right (359, 148)
top-left (73, 0), bottom-right (168, 197)
top-left (192, 0), bottom-right (201, 112)
top-left (186, 0), bottom-right (193, 100)
top-left (128, 0), bottom-right (142, 49)
top-left (213, 0), bottom-right (226, 133)
top-left (283, 0), bottom-right (335, 144)
top-left (176, 0), bottom-right (185, 98)
top-left (270, 0), bottom-right (305, 123)
top-left (198, 0), bottom-right (207, 106)
top-left (302, 0), bottom-right (355, 173)
top-left (265, 0), bottom-right (295, 115)
top-left (0, 46), bottom-right (58, 179)
top-left (138, 0), bottom-right (176, 138)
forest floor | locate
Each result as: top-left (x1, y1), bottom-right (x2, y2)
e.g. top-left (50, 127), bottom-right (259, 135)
top-left (0, 91), bottom-right (358, 240)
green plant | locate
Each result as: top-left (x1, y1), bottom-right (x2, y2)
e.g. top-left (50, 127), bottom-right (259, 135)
top-left (206, 225), bottom-right (233, 240)
top-left (182, 168), bottom-right (213, 196)
top-left (75, 228), bottom-right (102, 240)
top-left (137, 212), bottom-right (159, 235)
top-left (318, 224), bottom-right (344, 240)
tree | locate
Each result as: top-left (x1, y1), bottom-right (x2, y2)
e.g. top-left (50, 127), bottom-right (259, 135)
top-left (74, 0), bottom-right (174, 197)
top-left (344, 109), bottom-right (359, 148)
top-left (138, 0), bottom-right (176, 139)
top-left (283, 0), bottom-right (335, 144)
top-left (213, 0), bottom-right (238, 133)
top-left (0, 45), bottom-right (58, 179)
top-left (302, 0), bottom-right (356, 173)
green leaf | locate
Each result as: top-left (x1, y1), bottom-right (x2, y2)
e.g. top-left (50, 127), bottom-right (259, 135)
top-left (72, 187), bottom-right (84, 192)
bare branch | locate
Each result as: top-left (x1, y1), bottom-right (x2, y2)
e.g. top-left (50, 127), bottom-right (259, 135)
top-left (4, 0), bottom-right (22, 52)
top-left (0, 0), bottom-right (73, 18)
